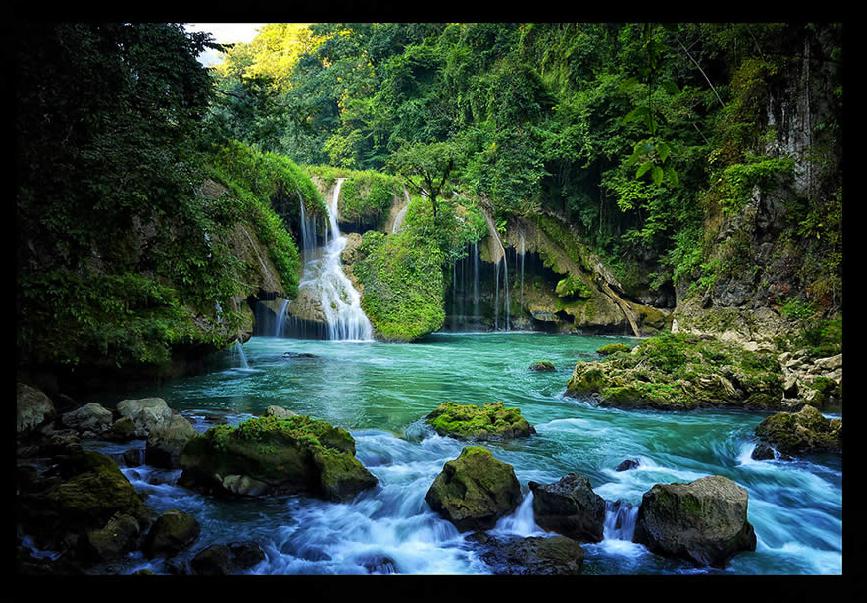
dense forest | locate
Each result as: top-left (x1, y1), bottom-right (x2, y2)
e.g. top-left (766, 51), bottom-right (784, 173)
top-left (15, 22), bottom-right (845, 578)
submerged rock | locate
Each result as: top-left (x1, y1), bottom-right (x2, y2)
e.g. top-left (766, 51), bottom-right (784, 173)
top-left (145, 414), bottom-right (197, 469)
top-left (754, 404), bottom-right (841, 456)
top-left (144, 510), bottom-right (200, 558)
top-left (190, 541), bottom-right (265, 575)
top-left (528, 473), bottom-right (605, 542)
top-left (633, 475), bottom-right (757, 567)
top-left (425, 402), bottom-right (535, 440)
top-left (17, 383), bottom-right (55, 435)
top-left (116, 398), bottom-right (173, 437)
top-left (424, 446), bottom-right (522, 531)
top-left (470, 533), bottom-right (584, 575)
top-left (615, 458), bottom-right (640, 472)
top-left (529, 360), bottom-right (556, 372)
top-left (750, 442), bottom-right (778, 461)
top-left (566, 332), bottom-right (783, 410)
top-left (61, 403), bottom-right (113, 436)
top-left (179, 414), bottom-right (377, 502)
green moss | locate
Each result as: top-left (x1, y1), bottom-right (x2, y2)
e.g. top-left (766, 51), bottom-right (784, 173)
top-left (426, 402), bottom-right (534, 440)
top-left (529, 360), bottom-right (556, 371)
top-left (596, 343), bottom-right (632, 356)
top-left (555, 274), bottom-right (593, 299)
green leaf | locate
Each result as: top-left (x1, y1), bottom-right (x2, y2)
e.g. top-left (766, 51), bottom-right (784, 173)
top-left (651, 166), bottom-right (664, 185)
top-left (635, 162), bottom-right (654, 179)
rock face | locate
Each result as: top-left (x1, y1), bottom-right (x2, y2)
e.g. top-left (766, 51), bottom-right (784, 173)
top-left (190, 542), bottom-right (265, 575)
top-left (18, 450), bottom-right (149, 552)
top-left (754, 404), bottom-right (841, 456)
top-left (528, 473), bottom-right (605, 542)
top-left (179, 415), bottom-right (377, 502)
top-left (424, 446), bottom-right (522, 531)
top-left (777, 351), bottom-right (842, 411)
top-left (633, 475), bottom-right (757, 567)
top-left (61, 403), bottom-right (114, 436)
top-left (529, 361), bottom-right (556, 372)
top-left (425, 402), bottom-right (535, 440)
top-left (116, 398), bottom-right (173, 437)
top-left (144, 510), bottom-right (201, 558)
top-left (17, 383), bottom-right (55, 435)
top-left (567, 332), bottom-right (783, 410)
top-left (470, 533), bottom-right (584, 575)
top-left (145, 414), bottom-right (197, 468)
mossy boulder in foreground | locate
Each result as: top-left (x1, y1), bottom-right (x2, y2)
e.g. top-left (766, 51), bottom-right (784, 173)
top-left (470, 533), bottom-right (584, 575)
top-left (528, 473), bottom-right (606, 542)
top-left (425, 402), bottom-right (535, 440)
top-left (633, 475), bottom-right (757, 567)
top-left (425, 446), bottom-right (522, 531)
top-left (754, 404), bottom-right (841, 456)
top-left (567, 332), bottom-right (783, 410)
top-left (178, 415), bottom-right (377, 502)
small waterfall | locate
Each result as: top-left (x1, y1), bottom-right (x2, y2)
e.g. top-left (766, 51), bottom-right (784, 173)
top-left (519, 232), bottom-right (525, 308)
top-left (503, 255), bottom-right (510, 332)
top-left (274, 299), bottom-right (289, 337)
top-left (451, 263), bottom-right (457, 331)
top-left (294, 178), bottom-right (374, 342)
top-left (391, 189), bottom-right (410, 234)
top-left (603, 500), bottom-right (638, 541)
top-left (493, 492), bottom-right (542, 536)
top-left (494, 261), bottom-right (500, 330)
top-left (234, 341), bottom-right (249, 369)
top-left (473, 242), bottom-right (480, 325)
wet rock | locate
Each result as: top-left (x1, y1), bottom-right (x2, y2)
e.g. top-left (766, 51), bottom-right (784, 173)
top-left (106, 417), bottom-right (137, 442)
top-left (750, 443), bottom-right (777, 461)
top-left (529, 361), bottom-right (556, 372)
top-left (61, 403), bottom-right (113, 437)
top-left (615, 458), bottom-right (640, 472)
top-left (116, 398), bottom-right (173, 437)
top-left (425, 446), bottom-right (522, 531)
top-left (84, 513), bottom-right (141, 560)
top-left (143, 510), bottom-right (200, 558)
top-left (754, 404), bottom-right (841, 456)
top-left (145, 414), bottom-right (196, 469)
top-left (264, 405), bottom-right (297, 418)
top-left (122, 448), bottom-right (144, 467)
top-left (189, 542), bottom-right (265, 575)
top-left (17, 383), bottom-right (55, 435)
top-left (357, 553), bottom-right (398, 574)
top-left (633, 475), bottom-right (757, 567)
top-left (425, 402), bottom-right (535, 440)
top-left (179, 415), bottom-right (377, 502)
top-left (528, 473), bottom-right (605, 542)
top-left (470, 533), bottom-right (584, 575)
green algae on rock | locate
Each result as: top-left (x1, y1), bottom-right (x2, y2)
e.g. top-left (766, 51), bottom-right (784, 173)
top-left (425, 402), bottom-right (535, 440)
top-left (595, 343), bottom-right (633, 356)
top-left (179, 414), bottom-right (377, 502)
top-left (529, 360), bottom-right (556, 372)
top-left (754, 404), bottom-right (841, 456)
top-left (425, 446), bottom-right (522, 531)
top-left (567, 332), bottom-right (783, 410)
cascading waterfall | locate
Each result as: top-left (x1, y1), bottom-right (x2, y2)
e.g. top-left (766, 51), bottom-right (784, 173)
top-left (234, 341), bottom-right (249, 369)
top-left (603, 500), bottom-right (638, 541)
top-left (493, 492), bottom-right (542, 536)
top-left (274, 299), bottom-right (289, 337)
top-left (295, 178), bottom-right (374, 342)
top-left (519, 232), bottom-right (525, 308)
top-left (473, 242), bottom-right (480, 324)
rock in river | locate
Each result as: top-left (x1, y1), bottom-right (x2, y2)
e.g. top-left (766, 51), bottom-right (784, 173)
top-left (633, 475), bottom-right (757, 567)
top-left (469, 532), bottom-right (584, 575)
top-left (754, 404), bottom-right (841, 456)
top-left (425, 446), bottom-right (522, 531)
top-left (528, 473), bottom-right (605, 542)
top-left (425, 402), bottom-right (535, 440)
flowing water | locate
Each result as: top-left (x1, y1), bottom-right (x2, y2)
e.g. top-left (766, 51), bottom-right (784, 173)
top-left (83, 333), bottom-right (841, 575)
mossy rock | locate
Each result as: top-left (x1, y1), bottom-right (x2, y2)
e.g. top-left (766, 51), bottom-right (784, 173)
top-left (596, 343), bottom-right (632, 356)
top-left (178, 414), bottom-right (377, 502)
top-left (425, 402), bottom-right (535, 440)
top-left (566, 332), bottom-right (783, 410)
top-left (754, 405), bottom-right (841, 456)
top-left (633, 475), bottom-right (757, 567)
top-left (529, 360), bottom-right (556, 372)
top-left (425, 446), bottom-right (522, 531)
top-left (555, 274), bottom-right (592, 299)
top-left (143, 509), bottom-right (200, 558)
top-left (471, 533), bottom-right (584, 575)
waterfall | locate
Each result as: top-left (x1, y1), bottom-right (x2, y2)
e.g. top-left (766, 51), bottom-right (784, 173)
top-left (503, 254), bottom-right (510, 331)
top-left (234, 341), bottom-right (249, 369)
top-left (451, 263), bottom-right (457, 331)
top-left (519, 232), bottom-right (525, 308)
top-left (494, 261), bottom-right (499, 330)
top-left (603, 500), bottom-right (638, 541)
top-left (294, 178), bottom-right (374, 342)
top-left (493, 492), bottom-right (543, 536)
top-left (274, 299), bottom-right (289, 337)
top-left (473, 242), bottom-right (480, 326)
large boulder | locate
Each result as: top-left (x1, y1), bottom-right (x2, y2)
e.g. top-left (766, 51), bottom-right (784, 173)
top-left (179, 415), bottom-right (377, 502)
top-left (61, 403), bottom-right (113, 437)
top-left (754, 404), bottom-right (841, 456)
top-left (18, 450), bottom-right (149, 552)
top-left (84, 512), bottom-right (142, 560)
top-left (116, 398), bottom-right (173, 437)
top-left (190, 542), bottom-right (266, 575)
top-left (145, 414), bottom-right (197, 469)
top-left (528, 473), bottom-right (605, 542)
top-left (633, 475), bottom-right (757, 567)
top-left (470, 533), bottom-right (584, 575)
top-left (425, 402), bottom-right (535, 440)
top-left (17, 383), bottom-right (55, 435)
top-left (143, 510), bottom-right (200, 558)
top-left (424, 446), bottom-right (522, 531)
